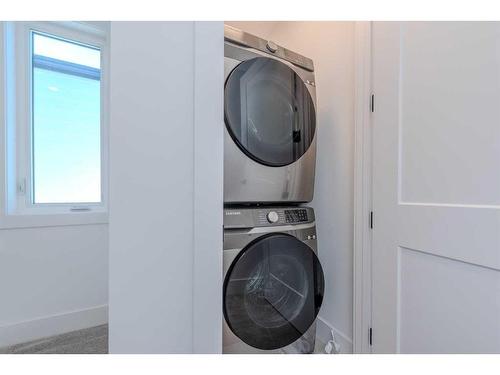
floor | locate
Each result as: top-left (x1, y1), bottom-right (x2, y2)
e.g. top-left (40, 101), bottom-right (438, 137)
top-left (314, 339), bottom-right (326, 354)
top-left (0, 325), bottom-right (108, 354)
top-left (0, 324), bottom-right (324, 354)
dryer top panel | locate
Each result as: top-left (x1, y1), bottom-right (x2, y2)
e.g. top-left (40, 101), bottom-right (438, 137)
top-left (224, 24), bottom-right (314, 72)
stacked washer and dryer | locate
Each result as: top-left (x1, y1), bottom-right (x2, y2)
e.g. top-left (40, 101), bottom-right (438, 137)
top-left (223, 25), bottom-right (325, 354)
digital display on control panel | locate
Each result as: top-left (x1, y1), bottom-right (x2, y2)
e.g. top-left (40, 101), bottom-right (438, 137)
top-left (285, 209), bottom-right (308, 223)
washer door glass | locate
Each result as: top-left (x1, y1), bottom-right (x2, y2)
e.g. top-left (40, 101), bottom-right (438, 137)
top-left (223, 233), bottom-right (325, 350)
top-left (225, 57), bottom-right (316, 167)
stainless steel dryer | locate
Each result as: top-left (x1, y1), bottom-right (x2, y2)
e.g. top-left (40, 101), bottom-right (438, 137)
top-left (224, 25), bottom-right (317, 204)
top-left (223, 206), bottom-right (324, 354)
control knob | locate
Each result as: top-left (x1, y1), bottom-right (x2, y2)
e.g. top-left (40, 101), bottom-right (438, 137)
top-left (266, 41), bottom-right (278, 53)
top-left (267, 211), bottom-right (279, 223)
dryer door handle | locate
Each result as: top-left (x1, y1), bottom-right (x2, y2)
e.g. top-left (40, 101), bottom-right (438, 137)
top-left (293, 130), bottom-right (301, 143)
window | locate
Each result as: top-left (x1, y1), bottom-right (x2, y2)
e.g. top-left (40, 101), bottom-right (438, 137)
top-left (3, 22), bottom-right (108, 223)
top-left (32, 32), bottom-right (102, 204)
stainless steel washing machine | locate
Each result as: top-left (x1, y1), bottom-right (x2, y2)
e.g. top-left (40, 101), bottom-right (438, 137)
top-left (223, 206), bottom-right (324, 354)
top-left (224, 25), bottom-right (317, 204)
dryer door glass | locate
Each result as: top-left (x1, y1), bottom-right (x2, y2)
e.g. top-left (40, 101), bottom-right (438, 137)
top-left (223, 233), bottom-right (324, 351)
top-left (225, 57), bottom-right (316, 167)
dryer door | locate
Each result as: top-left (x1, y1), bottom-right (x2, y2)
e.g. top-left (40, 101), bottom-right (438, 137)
top-left (224, 57), bottom-right (316, 167)
top-left (223, 233), bottom-right (324, 350)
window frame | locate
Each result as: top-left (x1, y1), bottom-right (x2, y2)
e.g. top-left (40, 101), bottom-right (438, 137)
top-left (3, 21), bottom-right (109, 227)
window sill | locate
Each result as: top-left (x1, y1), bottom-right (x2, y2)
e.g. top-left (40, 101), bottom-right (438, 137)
top-left (0, 211), bottom-right (108, 229)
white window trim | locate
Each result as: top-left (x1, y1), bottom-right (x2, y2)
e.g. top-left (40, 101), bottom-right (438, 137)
top-left (1, 21), bottom-right (109, 228)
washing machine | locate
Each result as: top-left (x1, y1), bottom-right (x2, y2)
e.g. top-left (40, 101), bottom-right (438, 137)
top-left (224, 25), bottom-right (317, 204)
top-left (223, 206), bottom-right (324, 354)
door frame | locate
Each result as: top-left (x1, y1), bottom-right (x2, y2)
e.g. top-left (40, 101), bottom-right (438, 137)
top-left (352, 21), bottom-right (373, 354)
top-left (192, 21), bottom-right (224, 353)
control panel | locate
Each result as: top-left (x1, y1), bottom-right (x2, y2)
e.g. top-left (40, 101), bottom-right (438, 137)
top-left (256, 208), bottom-right (310, 226)
top-left (224, 207), bottom-right (315, 229)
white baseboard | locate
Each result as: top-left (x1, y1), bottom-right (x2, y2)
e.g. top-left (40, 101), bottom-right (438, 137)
top-left (0, 304), bottom-right (108, 348)
top-left (316, 316), bottom-right (353, 354)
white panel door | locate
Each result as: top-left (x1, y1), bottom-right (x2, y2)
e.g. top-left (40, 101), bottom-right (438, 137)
top-left (372, 22), bottom-right (500, 353)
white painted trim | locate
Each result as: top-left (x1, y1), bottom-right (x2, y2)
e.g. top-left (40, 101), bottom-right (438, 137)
top-left (353, 21), bottom-right (373, 354)
top-left (316, 316), bottom-right (353, 354)
top-left (0, 304), bottom-right (108, 348)
top-left (192, 21), bottom-right (224, 354)
top-left (0, 212), bottom-right (108, 229)
top-left (0, 23), bottom-right (9, 225)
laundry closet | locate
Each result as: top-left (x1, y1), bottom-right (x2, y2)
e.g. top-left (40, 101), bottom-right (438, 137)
top-left (223, 22), bottom-right (356, 353)
top-left (107, 22), bottom-right (354, 353)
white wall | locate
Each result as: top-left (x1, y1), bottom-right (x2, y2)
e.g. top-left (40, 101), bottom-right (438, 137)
top-left (226, 22), bottom-right (355, 352)
top-left (108, 22), bottom-right (223, 354)
top-left (0, 21), bottom-right (109, 348)
top-left (0, 224), bottom-right (108, 347)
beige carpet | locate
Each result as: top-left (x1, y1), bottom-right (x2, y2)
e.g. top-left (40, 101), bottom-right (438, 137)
top-left (0, 324), bottom-right (108, 354)
top-left (0, 324), bottom-right (325, 354)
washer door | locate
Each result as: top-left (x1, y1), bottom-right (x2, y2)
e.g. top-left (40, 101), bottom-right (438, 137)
top-left (223, 233), bottom-right (324, 350)
top-left (224, 57), bottom-right (316, 167)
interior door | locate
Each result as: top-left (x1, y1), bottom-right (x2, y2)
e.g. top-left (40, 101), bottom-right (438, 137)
top-left (371, 22), bottom-right (500, 353)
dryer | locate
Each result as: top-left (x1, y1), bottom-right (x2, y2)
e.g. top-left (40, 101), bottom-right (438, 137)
top-left (224, 25), bottom-right (317, 204)
top-left (223, 206), bottom-right (324, 353)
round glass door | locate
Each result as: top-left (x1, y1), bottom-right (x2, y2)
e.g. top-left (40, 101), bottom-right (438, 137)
top-left (223, 233), bottom-right (324, 350)
top-left (224, 57), bottom-right (316, 167)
